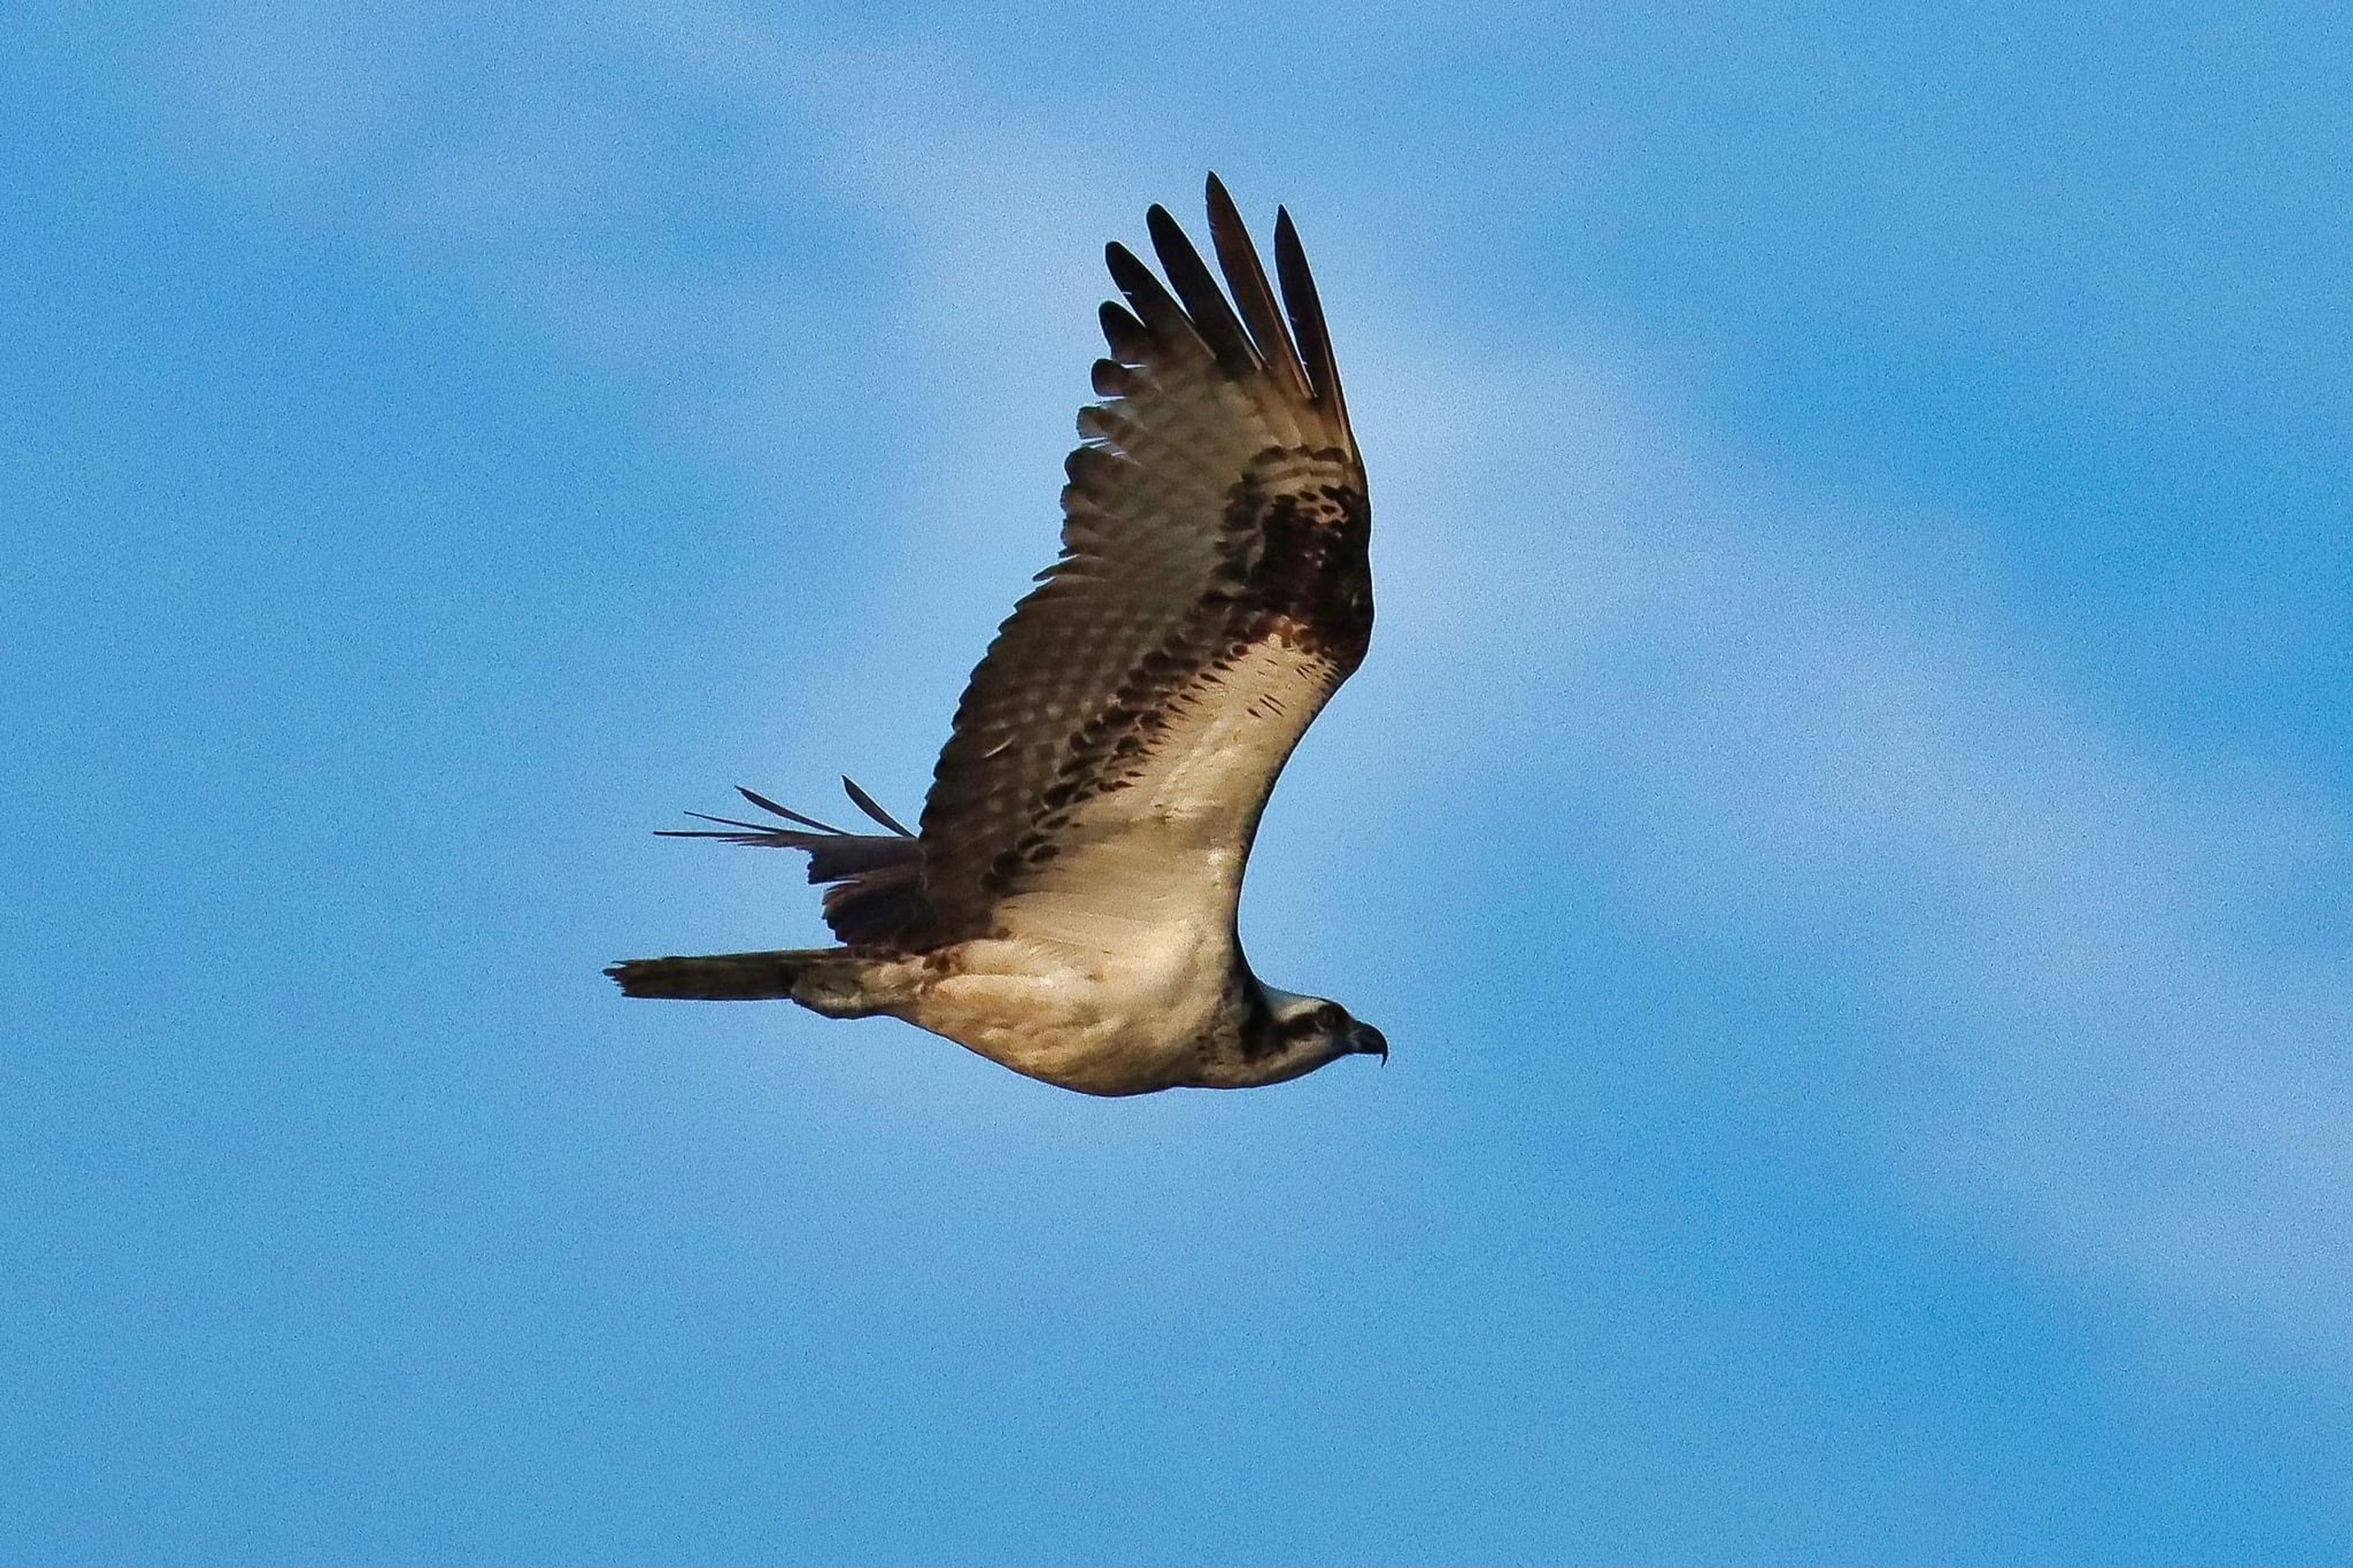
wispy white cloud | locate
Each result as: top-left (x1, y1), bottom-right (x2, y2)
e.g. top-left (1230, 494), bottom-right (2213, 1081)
top-left (1344, 334), bottom-right (2353, 1354)
top-left (165, 0), bottom-right (2353, 1366)
top-left (679, 14), bottom-right (2353, 1359)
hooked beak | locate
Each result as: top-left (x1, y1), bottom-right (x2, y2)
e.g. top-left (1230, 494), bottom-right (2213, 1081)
top-left (1351, 1022), bottom-right (1389, 1064)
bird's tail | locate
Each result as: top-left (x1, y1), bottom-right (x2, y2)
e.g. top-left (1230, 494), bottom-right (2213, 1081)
top-left (605, 948), bottom-right (836, 1002)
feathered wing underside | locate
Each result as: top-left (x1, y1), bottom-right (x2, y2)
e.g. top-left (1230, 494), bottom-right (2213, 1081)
top-left (912, 176), bottom-right (1371, 946)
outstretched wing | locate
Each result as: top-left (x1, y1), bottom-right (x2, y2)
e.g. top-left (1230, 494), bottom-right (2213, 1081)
top-left (911, 175), bottom-right (1370, 950)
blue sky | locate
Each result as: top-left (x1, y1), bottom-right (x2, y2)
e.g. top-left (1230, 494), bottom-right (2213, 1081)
top-left (7, 0), bottom-right (2351, 1559)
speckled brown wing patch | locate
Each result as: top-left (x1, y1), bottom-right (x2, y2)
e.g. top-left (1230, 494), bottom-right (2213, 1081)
top-left (911, 176), bottom-right (1369, 947)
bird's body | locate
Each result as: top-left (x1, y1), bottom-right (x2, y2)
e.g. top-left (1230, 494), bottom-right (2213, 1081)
top-left (608, 177), bottom-right (1387, 1095)
top-left (874, 932), bottom-right (1246, 1098)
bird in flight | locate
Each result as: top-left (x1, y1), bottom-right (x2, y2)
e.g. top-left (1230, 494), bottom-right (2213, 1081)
top-left (608, 175), bottom-right (1385, 1096)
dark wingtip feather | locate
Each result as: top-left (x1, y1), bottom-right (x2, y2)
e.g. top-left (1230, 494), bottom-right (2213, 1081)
top-left (665, 810), bottom-right (789, 834)
top-left (1203, 176), bottom-right (1313, 403)
top-left (1146, 200), bottom-right (1257, 377)
top-left (1273, 205), bottom-right (1349, 431)
top-left (1091, 357), bottom-right (1135, 398)
top-left (736, 786), bottom-right (847, 835)
top-left (1098, 300), bottom-right (1151, 363)
top-left (1102, 240), bottom-right (1152, 301)
top-left (840, 775), bottom-right (915, 837)
top-left (1104, 238), bottom-right (1200, 352)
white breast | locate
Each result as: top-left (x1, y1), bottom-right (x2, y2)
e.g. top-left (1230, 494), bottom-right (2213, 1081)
top-left (900, 632), bottom-right (1339, 1096)
top-left (901, 925), bottom-right (1232, 1095)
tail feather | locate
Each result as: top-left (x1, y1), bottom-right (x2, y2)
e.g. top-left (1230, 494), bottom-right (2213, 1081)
top-left (605, 948), bottom-right (825, 1001)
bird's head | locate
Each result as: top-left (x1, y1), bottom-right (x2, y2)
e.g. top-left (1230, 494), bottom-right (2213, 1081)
top-left (1254, 986), bottom-right (1389, 1082)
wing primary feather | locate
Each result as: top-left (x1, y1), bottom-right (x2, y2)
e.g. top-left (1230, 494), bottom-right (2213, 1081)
top-left (1090, 357), bottom-right (1137, 398)
top-left (658, 831), bottom-right (802, 844)
top-left (736, 785), bottom-right (848, 835)
top-left (657, 817), bottom-right (811, 842)
top-left (1273, 206), bottom-right (1349, 431)
top-left (675, 811), bottom-right (784, 833)
top-left (1104, 241), bottom-right (1206, 357)
top-left (1097, 301), bottom-right (1152, 364)
top-left (840, 775), bottom-right (915, 836)
top-left (1145, 203), bottom-right (1257, 377)
top-left (1205, 173), bottom-right (1311, 402)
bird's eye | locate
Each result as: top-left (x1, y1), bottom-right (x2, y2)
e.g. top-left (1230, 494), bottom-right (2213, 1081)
top-left (1316, 1004), bottom-right (1346, 1031)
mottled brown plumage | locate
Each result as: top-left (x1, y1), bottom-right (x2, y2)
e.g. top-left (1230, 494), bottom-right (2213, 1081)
top-left (609, 176), bottom-right (1387, 1096)
top-left (911, 178), bottom-right (1365, 948)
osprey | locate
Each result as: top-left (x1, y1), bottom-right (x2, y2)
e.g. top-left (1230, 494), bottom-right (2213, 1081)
top-left (608, 176), bottom-right (1385, 1096)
